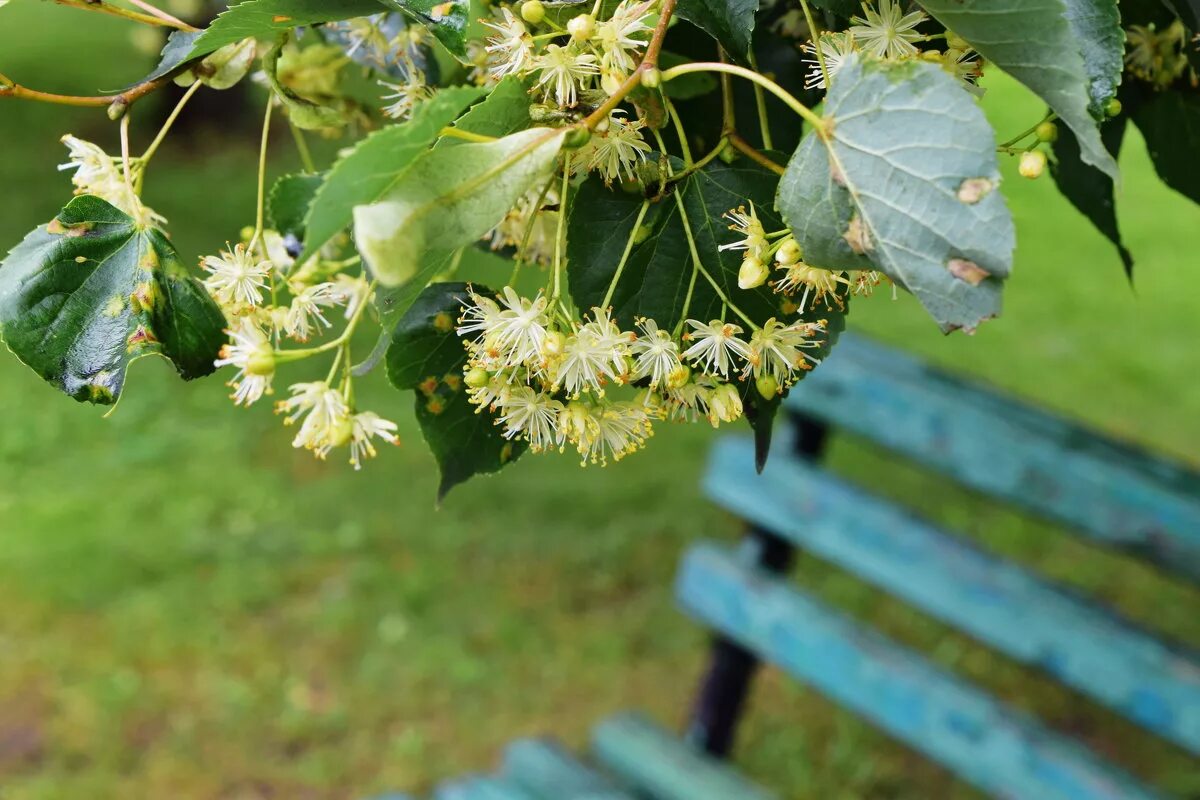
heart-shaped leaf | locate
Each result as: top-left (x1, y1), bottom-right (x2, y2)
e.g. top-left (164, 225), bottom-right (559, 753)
top-left (778, 55), bottom-right (1014, 332)
top-left (0, 196), bottom-right (225, 404)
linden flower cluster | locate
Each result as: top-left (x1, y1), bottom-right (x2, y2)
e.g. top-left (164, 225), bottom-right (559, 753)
top-left (800, 1), bottom-right (984, 96)
top-left (478, 0), bottom-right (656, 184)
top-left (201, 235), bottom-right (397, 470)
top-left (455, 287), bottom-right (828, 466)
top-left (720, 202), bottom-right (883, 313)
top-left (58, 135), bottom-right (163, 226)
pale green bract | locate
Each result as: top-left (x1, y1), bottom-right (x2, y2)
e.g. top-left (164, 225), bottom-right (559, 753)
top-left (353, 127), bottom-right (567, 286)
top-left (778, 55), bottom-right (1014, 332)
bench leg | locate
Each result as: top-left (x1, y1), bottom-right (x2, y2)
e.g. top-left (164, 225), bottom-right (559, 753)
top-left (685, 414), bottom-right (829, 757)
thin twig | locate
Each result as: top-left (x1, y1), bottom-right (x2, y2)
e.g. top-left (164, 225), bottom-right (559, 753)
top-left (53, 0), bottom-right (197, 30)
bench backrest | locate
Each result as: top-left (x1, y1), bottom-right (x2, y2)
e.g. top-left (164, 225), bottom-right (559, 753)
top-left (692, 334), bottom-right (1200, 800)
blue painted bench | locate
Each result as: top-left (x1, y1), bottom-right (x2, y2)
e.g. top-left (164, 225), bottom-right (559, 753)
top-left (374, 333), bottom-right (1200, 800)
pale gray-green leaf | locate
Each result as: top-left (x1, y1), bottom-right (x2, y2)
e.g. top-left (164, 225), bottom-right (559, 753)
top-left (353, 127), bottom-right (566, 285)
top-left (300, 85), bottom-right (486, 262)
top-left (778, 55), bottom-right (1014, 333)
top-left (918, 0), bottom-right (1119, 180)
top-left (1062, 0), bottom-right (1125, 115)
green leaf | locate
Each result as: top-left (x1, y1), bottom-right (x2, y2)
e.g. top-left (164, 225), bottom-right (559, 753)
top-left (1061, 0), bottom-right (1125, 116)
top-left (263, 39), bottom-right (347, 130)
top-left (186, 0), bottom-right (386, 59)
top-left (1050, 116), bottom-right (1132, 278)
top-left (675, 0), bottom-right (760, 65)
top-left (353, 127), bottom-right (566, 286)
top-left (918, 0), bottom-right (1119, 180)
top-left (778, 55), bottom-right (1014, 333)
top-left (386, 281), bottom-right (524, 500)
top-left (1132, 88), bottom-right (1200, 206)
top-left (127, 29), bottom-right (203, 88)
top-left (268, 172), bottom-right (324, 244)
top-left (301, 85), bottom-right (486, 262)
top-left (375, 0), bottom-right (470, 61)
top-left (0, 196), bottom-right (225, 405)
top-left (438, 76), bottom-right (533, 141)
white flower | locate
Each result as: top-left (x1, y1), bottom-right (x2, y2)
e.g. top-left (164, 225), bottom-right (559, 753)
top-left (772, 263), bottom-right (849, 312)
top-left (630, 318), bottom-right (681, 388)
top-left (349, 411), bottom-right (399, 469)
top-left (215, 318), bottom-right (275, 406)
top-left (664, 375), bottom-right (713, 423)
top-left (491, 287), bottom-right (551, 367)
top-left (284, 282), bottom-right (343, 341)
top-left (746, 318), bottom-right (824, 383)
top-left (483, 7), bottom-right (535, 79)
top-left (597, 0), bottom-right (654, 74)
top-left (457, 289), bottom-right (504, 351)
top-left (681, 319), bottom-right (752, 378)
top-left (202, 243), bottom-right (272, 307)
top-left (379, 64), bottom-right (434, 120)
top-left (555, 329), bottom-right (622, 396)
top-left (58, 134), bottom-right (163, 225)
top-left (277, 381), bottom-right (350, 457)
top-left (465, 374), bottom-right (512, 412)
top-left (562, 400), bottom-right (652, 465)
top-left (706, 382), bottom-right (744, 427)
top-left (586, 112), bottom-right (651, 184)
top-left (535, 44), bottom-right (598, 108)
top-left (496, 386), bottom-right (563, 451)
top-left (942, 48), bottom-right (985, 97)
top-left (849, 0), bottom-right (927, 60)
top-left (802, 32), bottom-right (857, 90)
top-left (718, 203), bottom-right (769, 261)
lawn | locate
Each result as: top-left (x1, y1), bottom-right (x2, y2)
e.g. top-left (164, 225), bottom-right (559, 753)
top-left (1, 6), bottom-right (1198, 799)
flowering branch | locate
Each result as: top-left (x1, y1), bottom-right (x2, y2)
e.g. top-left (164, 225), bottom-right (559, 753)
top-left (0, 72), bottom-right (172, 113)
top-left (581, 0), bottom-right (677, 130)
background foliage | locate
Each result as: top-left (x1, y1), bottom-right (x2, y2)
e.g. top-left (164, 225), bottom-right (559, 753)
top-left (1, 2), bottom-right (1199, 799)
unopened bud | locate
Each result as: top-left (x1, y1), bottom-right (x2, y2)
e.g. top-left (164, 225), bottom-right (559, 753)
top-left (920, 50), bottom-right (942, 63)
top-left (106, 98), bottom-right (128, 121)
top-left (464, 367), bottom-right (491, 388)
top-left (520, 0), bottom-right (545, 24)
top-left (708, 383), bottom-right (744, 426)
top-left (567, 13), bottom-right (595, 41)
top-left (1105, 98), bottom-right (1122, 117)
top-left (1035, 121), bottom-right (1058, 143)
top-left (738, 256), bottom-right (770, 290)
top-left (329, 414), bottom-right (355, 448)
top-left (640, 67), bottom-right (662, 89)
top-left (775, 238), bottom-right (802, 266)
top-left (946, 32), bottom-right (969, 51)
top-left (562, 126), bottom-right (592, 149)
top-left (1018, 149), bottom-right (1046, 180)
top-left (755, 374), bottom-right (779, 400)
top-left (542, 330), bottom-right (567, 357)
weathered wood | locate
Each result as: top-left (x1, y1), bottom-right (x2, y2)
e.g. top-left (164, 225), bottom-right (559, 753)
top-left (502, 738), bottom-right (634, 799)
top-left (591, 712), bottom-right (778, 800)
top-left (676, 544), bottom-right (1163, 800)
top-left (433, 776), bottom-right (537, 800)
top-left (786, 334), bottom-right (1200, 580)
top-left (705, 436), bottom-right (1200, 754)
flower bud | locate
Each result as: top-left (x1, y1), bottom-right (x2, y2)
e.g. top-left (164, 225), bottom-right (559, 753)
top-left (640, 67), bottom-right (662, 88)
top-left (1018, 149), bottom-right (1046, 180)
top-left (1105, 98), bottom-right (1122, 117)
top-left (920, 50), bottom-right (942, 63)
top-left (106, 98), bottom-right (128, 121)
top-left (464, 367), bottom-right (491, 388)
top-left (329, 414), bottom-right (355, 448)
top-left (1035, 121), bottom-right (1058, 143)
top-left (563, 126), bottom-right (592, 149)
top-left (632, 223), bottom-right (653, 244)
top-left (775, 238), bottom-right (802, 266)
top-left (246, 346), bottom-right (276, 377)
top-left (520, 0), bottom-right (546, 24)
top-left (666, 364), bottom-right (691, 390)
top-left (738, 256), bottom-right (770, 290)
top-left (708, 383), bottom-right (744, 426)
top-left (567, 13), bottom-right (595, 41)
top-left (756, 374), bottom-right (779, 400)
top-left (946, 32), bottom-right (970, 51)
top-left (542, 330), bottom-right (567, 357)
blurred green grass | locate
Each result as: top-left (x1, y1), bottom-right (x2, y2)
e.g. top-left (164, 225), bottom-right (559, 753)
top-left (1, 6), bottom-right (1199, 799)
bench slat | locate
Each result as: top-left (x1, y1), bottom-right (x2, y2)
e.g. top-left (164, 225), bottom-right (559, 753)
top-left (502, 739), bottom-right (634, 799)
top-left (434, 776), bottom-right (537, 800)
top-left (676, 544), bottom-right (1163, 800)
top-left (591, 712), bottom-right (778, 800)
top-left (705, 436), bottom-right (1200, 754)
top-left (787, 334), bottom-right (1200, 580)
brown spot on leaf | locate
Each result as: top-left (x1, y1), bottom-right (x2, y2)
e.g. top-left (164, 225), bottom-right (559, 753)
top-left (48, 219), bottom-right (92, 237)
top-left (418, 377), bottom-right (439, 397)
top-left (842, 213), bottom-right (873, 255)
top-left (956, 177), bottom-right (995, 204)
top-left (948, 258), bottom-right (990, 285)
top-left (426, 396), bottom-right (446, 415)
top-left (432, 311), bottom-right (454, 333)
top-left (830, 159), bottom-right (847, 186)
top-left (500, 442), bottom-right (515, 464)
top-left (443, 374), bottom-right (462, 392)
top-left (127, 325), bottom-right (158, 349)
top-left (272, 15), bottom-right (292, 22)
